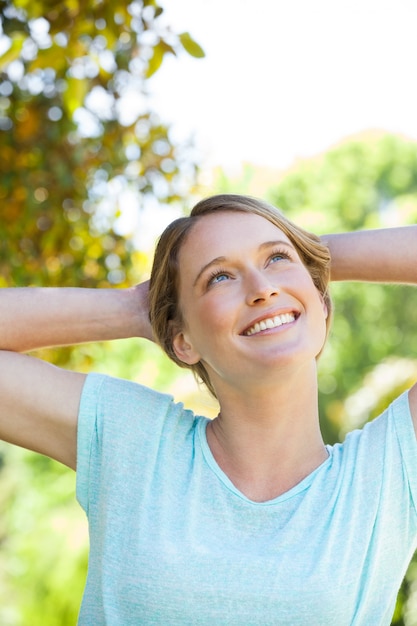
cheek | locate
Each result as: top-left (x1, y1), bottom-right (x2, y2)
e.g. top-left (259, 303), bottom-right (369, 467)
top-left (184, 296), bottom-right (236, 352)
top-left (192, 301), bottom-right (227, 335)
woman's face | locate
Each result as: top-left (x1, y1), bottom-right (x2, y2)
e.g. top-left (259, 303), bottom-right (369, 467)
top-left (172, 211), bottom-right (328, 394)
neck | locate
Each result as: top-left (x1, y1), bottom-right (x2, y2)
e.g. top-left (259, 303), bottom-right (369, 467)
top-left (207, 361), bottom-right (327, 502)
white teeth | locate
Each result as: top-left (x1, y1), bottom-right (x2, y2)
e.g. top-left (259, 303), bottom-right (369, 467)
top-left (245, 313), bottom-right (295, 336)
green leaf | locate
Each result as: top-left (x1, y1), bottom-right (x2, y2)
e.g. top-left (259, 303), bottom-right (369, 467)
top-left (179, 32), bottom-right (205, 58)
top-left (62, 77), bottom-right (89, 116)
top-left (145, 44), bottom-right (164, 77)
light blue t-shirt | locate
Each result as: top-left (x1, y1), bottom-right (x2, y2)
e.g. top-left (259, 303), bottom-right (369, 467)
top-left (76, 373), bottom-right (417, 625)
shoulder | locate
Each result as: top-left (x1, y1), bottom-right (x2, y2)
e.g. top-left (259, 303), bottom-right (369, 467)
top-left (78, 372), bottom-right (198, 441)
top-left (325, 391), bottom-right (417, 516)
top-left (80, 372), bottom-right (175, 417)
top-left (76, 373), bottom-right (201, 513)
top-left (332, 390), bottom-right (416, 471)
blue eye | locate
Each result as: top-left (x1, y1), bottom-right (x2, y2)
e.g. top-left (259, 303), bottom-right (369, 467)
top-left (209, 271), bottom-right (229, 285)
top-left (269, 250), bottom-right (291, 264)
top-left (207, 270), bottom-right (231, 286)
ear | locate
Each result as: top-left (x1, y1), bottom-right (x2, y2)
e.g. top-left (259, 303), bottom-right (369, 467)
top-left (172, 329), bottom-right (201, 365)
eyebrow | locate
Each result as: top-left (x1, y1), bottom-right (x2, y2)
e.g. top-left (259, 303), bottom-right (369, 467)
top-left (193, 239), bottom-right (294, 286)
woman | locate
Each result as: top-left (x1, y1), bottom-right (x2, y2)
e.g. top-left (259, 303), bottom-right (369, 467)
top-left (1, 194), bottom-right (416, 625)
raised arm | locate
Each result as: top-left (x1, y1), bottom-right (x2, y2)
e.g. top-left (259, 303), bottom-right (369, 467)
top-left (323, 225), bottom-right (417, 284)
top-left (0, 281), bottom-right (152, 352)
top-left (323, 224), bottom-right (417, 432)
top-left (0, 282), bottom-right (152, 469)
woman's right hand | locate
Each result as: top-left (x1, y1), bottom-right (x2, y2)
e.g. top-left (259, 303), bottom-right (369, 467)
top-left (132, 280), bottom-right (154, 342)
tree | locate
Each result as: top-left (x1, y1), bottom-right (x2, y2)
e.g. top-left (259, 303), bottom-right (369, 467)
top-left (0, 0), bottom-right (203, 290)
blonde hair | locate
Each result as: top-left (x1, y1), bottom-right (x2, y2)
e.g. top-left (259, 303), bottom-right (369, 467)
top-left (149, 194), bottom-right (332, 397)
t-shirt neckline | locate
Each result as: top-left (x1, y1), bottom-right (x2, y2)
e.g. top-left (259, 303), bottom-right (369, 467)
top-left (197, 417), bottom-right (332, 506)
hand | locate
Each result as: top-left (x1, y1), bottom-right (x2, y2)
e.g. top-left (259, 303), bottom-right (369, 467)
top-left (133, 280), bottom-right (154, 342)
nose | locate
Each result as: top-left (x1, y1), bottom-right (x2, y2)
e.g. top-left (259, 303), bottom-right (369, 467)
top-left (245, 270), bottom-right (280, 305)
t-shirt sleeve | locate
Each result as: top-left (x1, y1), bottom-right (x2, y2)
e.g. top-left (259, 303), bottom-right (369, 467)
top-left (391, 390), bottom-right (417, 513)
top-left (75, 372), bottom-right (178, 516)
top-left (76, 373), bottom-right (106, 514)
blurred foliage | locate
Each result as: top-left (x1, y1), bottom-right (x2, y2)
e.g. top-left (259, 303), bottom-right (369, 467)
top-left (0, 0), bottom-right (202, 290)
top-left (0, 449), bottom-right (87, 625)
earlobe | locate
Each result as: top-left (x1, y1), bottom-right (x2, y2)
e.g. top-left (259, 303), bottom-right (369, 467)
top-left (172, 331), bottom-right (201, 365)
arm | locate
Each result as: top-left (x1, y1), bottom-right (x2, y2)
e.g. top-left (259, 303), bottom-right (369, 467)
top-left (0, 281), bottom-right (152, 352)
top-left (323, 225), bottom-right (417, 284)
top-left (323, 225), bottom-right (417, 432)
top-left (0, 282), bottom-right (152, 469)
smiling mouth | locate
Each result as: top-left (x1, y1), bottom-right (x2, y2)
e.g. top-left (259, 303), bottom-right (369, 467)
top-left (243, 312), bottom-right (297, 336)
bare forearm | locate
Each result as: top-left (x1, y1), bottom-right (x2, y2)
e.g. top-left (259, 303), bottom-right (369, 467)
top-left (0, 282), bottom-right (152, 352)
top-left (323, 225), bottom-right (417, 284)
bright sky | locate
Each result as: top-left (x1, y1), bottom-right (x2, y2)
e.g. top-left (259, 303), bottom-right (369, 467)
top-left (150, 0), bottom-right (417, 170)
